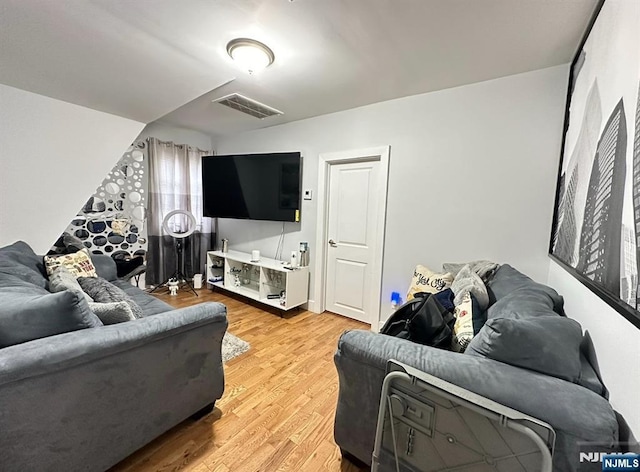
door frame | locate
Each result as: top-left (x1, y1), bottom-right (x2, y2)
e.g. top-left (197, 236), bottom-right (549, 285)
top-left (312, 145), bottom-right (390, 331)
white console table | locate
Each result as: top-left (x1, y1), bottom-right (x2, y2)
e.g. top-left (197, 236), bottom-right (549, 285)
top-left (206, 250), bottom-right (309, 311)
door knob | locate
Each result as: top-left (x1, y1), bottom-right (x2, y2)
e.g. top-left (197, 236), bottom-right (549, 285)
top-left (328, 239), bottom-right (337, 247)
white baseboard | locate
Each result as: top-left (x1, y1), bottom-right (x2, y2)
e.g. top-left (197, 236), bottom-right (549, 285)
top-left (306, 299), bottom-right (322, 313)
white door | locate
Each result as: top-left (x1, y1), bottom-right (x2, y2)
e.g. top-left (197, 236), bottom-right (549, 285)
top-left (325, 160), bottom-right (381, 324)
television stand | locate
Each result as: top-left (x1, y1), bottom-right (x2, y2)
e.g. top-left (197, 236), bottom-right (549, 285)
top-left (206, 250), bottom-right (309, 311)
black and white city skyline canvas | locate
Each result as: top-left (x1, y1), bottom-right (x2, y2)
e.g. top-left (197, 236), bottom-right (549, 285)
top-left (551, 0), bottom-right (640, 327)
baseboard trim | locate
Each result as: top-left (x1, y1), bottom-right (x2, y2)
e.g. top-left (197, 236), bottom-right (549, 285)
top-left (307, 299), bottom-right (321, 313)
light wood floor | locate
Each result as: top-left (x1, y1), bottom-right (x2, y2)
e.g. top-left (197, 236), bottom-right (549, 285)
top-left (109, 288), bottom-right (370, 472)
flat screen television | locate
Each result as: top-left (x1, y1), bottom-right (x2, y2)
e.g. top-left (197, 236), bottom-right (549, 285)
top-left (202, 152), bottom-right (302, 222)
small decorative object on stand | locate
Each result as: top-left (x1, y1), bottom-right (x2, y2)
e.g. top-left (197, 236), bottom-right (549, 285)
top-left (221, 239), bottom-right (229, 253)
top-left (167, 279), bottom-right (179, 296)
top-left (251, 250), bottom-right (260, 261)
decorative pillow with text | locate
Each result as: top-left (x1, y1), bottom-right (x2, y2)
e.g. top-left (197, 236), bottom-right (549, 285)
top-left (407, 264), bottom-right (454, 300)
top-left (44, 248), bottom-right (97, 278)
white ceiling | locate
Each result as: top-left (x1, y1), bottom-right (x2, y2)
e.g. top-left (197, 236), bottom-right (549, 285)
top-left (0, 0), bottom-right (599, 137)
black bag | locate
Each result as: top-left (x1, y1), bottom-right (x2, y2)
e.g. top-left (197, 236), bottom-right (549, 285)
top-left (380, 293), bottom-right (455, 349)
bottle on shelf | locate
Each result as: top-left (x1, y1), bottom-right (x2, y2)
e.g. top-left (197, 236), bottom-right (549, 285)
top-left (299, 242), bottom-right (309, 267)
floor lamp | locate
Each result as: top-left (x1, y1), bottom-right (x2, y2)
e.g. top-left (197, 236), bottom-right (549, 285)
top-left (150, 209), bottom-right (199, 296)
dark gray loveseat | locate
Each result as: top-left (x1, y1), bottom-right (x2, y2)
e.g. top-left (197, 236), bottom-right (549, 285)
top-left (0, 241), bottom-right (228, 471)
top-left (334, 264), bottom-right (619, 472)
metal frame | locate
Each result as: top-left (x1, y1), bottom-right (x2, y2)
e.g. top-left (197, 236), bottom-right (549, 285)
top-left (372, 361), bottom-right (555, 472)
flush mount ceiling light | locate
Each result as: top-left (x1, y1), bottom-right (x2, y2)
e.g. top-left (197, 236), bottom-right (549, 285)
top-left (226, 38), bottom-right (275, 74)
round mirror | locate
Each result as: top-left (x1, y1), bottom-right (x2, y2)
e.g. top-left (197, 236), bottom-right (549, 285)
top-left (93, 235), bottom-right (107, 246)
top-left (112, 250), bottom-right (129, 260)
top-left (131, 206), bottom-right (145, 221)
top-left (107, 232), bottom-right (125, 244)
top-left (87, 221), bottom-right (106, 234)
top-left (105, 182), bottom-right (120, 195)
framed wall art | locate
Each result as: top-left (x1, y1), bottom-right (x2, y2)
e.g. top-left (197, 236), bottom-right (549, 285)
top-left (550, 0), bottom-right (640, 329)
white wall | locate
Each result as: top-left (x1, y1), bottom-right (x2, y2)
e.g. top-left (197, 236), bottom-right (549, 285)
top-left (215, 65), bottom-right (569, 319)
top-left (137, 121), bottom-right (214, 150)
top-left (548, 261), bottom-right (640, 436)
top-left (0, 84), bottom-right (144, 254)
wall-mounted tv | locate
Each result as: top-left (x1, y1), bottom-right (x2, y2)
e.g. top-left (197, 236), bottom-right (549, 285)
top-left (202, 152), bottom-right (302, 222)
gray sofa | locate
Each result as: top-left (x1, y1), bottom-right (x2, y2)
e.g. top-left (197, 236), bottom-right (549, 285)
top-left (0, 241), bottom-right (228, 472)
top-left (334, 264), bottom-right (619, 472)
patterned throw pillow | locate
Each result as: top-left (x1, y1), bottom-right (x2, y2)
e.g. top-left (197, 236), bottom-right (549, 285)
top-left (77, 276), bottom-right (144, 319)
top-left (44, 249), bottom-right (97, 278)
top-left (451, 292), bottom-right (485, 352)
top-left (88, 301), bottom-right (136, 325)
top-left (48, 266), bottom-right (93, 303)
top-left (406, 265), bottom-right (454, 300)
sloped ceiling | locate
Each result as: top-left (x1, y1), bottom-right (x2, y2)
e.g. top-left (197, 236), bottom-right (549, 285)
top-left (0, 0), bottom-right (599, 136)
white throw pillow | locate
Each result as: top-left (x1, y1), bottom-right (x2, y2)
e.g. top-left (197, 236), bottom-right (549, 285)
top-left (452, 292), bottom-right (475, 352)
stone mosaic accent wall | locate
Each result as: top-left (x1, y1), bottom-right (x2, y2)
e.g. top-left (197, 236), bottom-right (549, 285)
top-left (50, 141), bottom-right (148, 260)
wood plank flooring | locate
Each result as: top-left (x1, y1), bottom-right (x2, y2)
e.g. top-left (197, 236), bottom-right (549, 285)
top-left (109, 288), bottom-right (370, 472)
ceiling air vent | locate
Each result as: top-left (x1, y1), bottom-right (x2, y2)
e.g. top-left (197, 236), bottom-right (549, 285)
top-left (213, 93), bottom-right (283, 119)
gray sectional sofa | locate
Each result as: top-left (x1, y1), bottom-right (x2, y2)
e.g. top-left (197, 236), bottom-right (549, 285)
top-left (334, 264), bottom-right (619, 472)
top-left (0, 241), bottom-right (228, 471)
